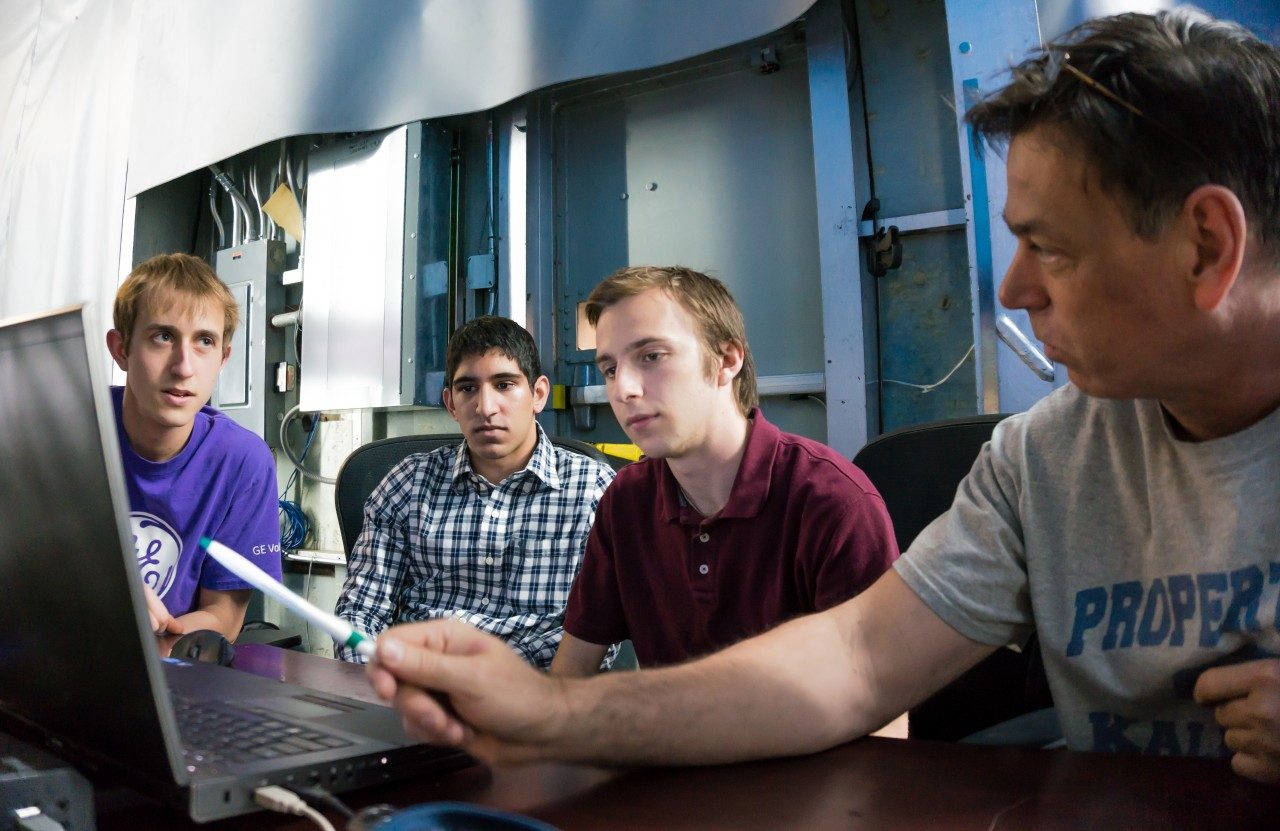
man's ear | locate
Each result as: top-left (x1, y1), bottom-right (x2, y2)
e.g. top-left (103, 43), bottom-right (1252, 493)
top-left (1182, 184), bottom-right (1247, 312)
top-left (716, 340), bottom-right (745, 388)
top-left (106, 330), bottom-right (129, 372)
top-left (531, 375), bottom-right (551, 415)
top-left (442, 387), bottom-right (458, 422)
top-left (220, 344), bottom-right (232, 370)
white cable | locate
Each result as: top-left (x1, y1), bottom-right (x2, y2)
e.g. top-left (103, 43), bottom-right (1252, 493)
top-left (298, 804), bottom-right (335, 831)
top-left (253, 785), bottom-right (338, 831)
top-left (875, 344), bottom-right (975, 393)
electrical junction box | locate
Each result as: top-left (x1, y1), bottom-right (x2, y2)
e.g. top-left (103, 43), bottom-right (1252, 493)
top-left (212, 238), bottom-right (293, 444)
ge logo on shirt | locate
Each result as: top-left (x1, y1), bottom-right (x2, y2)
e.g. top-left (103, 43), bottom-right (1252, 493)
top-left (131, 512), bottom-right (181, 598)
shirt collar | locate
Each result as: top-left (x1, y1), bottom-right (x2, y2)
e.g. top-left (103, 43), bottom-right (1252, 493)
top-left (450, 422), bottom-right (560, 493)
top-left (658, 408), bottom-right (777, 523)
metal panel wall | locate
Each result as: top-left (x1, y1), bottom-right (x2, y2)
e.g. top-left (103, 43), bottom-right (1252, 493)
top-left (550, 30), bottom-right (828, 445)
top-left (854, 0), bottom-right (978, 432)
top-left (299, 128), bottom-right (410, 412)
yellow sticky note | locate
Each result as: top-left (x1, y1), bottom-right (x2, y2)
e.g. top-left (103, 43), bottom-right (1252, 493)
top-left (263, 183), bottom-right (304, 242)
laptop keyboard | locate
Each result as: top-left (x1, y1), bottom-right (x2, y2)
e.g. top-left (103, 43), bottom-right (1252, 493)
top-left (174, 697), bottom-right (354, 765)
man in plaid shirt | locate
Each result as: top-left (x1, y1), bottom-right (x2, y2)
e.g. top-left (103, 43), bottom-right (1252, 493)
top-left (335, 317), bottom-right (614, 667)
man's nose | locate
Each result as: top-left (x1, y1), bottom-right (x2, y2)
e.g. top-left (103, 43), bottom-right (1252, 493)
top-left (169, 342), bottom-right (196, 377)
top-left (476, 385), bottom-right (500, 415)
top-left (610, 364), bottom-right (641, 403)
top-left (998, 245), bottom-right (1048, 313)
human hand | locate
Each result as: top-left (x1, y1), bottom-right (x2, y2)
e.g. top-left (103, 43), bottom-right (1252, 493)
top-left (366, 619), bottom-right (568, 764)
top-left (142, 583), bottom-right (183, 637)
top-left (1195, 658), bottom-right (1280, 783)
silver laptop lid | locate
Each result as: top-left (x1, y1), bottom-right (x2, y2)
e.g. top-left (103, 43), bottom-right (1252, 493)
top-left (0, 305), bottom-right (190, 788)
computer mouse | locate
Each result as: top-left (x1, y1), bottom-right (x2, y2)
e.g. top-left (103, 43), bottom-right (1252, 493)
top-left (170, 629), bottom-right (236, 666)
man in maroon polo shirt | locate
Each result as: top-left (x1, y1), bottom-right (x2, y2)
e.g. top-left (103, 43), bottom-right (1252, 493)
top-left (550, 266), bottom-right (898, 674)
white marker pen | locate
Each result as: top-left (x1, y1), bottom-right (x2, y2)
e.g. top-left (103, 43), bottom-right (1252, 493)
top-left (200, 537), bottom-right (377, 660)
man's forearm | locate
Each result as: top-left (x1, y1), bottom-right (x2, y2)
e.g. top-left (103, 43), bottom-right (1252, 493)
top-left (187, 588), bottom-right (252, 639)
top-left (373, 572), bottom-right (985, 767)
top-left (549, 633), bottom-right (609, 678)
top-left (546, 611), bottom-right (878, 766)
top-left (537, 573), bottom-right (991, 767)
top-left (178, 608), bottom-right (244, 639)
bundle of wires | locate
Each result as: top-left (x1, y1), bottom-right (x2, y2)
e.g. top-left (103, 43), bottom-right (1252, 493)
top-left (278, 415), bottom-right (320, 551)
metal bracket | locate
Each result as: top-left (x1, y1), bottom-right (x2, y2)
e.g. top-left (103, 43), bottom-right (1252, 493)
top-left (862, 198), bottom-right (902, 277)
top-left (869, 225), bottom-right (902, 277)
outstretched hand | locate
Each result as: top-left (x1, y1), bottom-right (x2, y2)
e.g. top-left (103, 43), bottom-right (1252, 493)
top-left (1195, 658), bottom-right (1280, 783)
top-left (366, 619), bottom-right (570, 764)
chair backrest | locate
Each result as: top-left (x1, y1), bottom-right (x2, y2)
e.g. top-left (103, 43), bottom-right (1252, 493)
top-left (334, 433), bottom-right (613, 554)
top-left (853, 413), bottom-right (1052, 742)
top-left (852, 413), bottom-right (1009, 551)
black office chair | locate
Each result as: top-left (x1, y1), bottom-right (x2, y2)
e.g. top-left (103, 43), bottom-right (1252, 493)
top-left (853, 414), bottom-right (1053, 742)
top-left (334, 433), bottom-right (614, 554)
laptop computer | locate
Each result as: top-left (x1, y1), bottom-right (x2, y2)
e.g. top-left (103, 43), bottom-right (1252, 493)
top-left (0, 305), bottom-right (468, 822)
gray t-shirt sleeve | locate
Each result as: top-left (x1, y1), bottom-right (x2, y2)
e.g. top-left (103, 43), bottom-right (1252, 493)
top-left (893, 415), bottom-right (1037, 648)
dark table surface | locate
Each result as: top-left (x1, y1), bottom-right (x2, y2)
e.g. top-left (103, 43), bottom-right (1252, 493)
top-left (96, 644), bottom-right (1280, 830)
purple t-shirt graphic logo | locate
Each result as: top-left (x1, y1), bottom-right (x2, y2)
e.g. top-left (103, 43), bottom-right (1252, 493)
top-left (131, 511), bottom-right (181, 598)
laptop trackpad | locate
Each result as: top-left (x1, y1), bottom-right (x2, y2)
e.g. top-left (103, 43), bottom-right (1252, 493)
top-left (250, 694), bottom-right (361, 720)
top-left (249, 696), bottom-right (411, 745)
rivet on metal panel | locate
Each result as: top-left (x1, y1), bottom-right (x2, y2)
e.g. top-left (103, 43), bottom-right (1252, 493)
top-left (620, 193), bottom-right (628, 200)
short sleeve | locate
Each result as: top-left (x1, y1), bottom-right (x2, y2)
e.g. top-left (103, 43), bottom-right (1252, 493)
top-left (893, 417), bottom-right (1036, 647)
top-left (201, 439), bottom-right (282, 590)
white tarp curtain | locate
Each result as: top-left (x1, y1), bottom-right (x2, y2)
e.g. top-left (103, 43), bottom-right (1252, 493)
top-left (0, 0), bottom-right (135, 338)
top-left (0, 0), bottom-right (816, 331)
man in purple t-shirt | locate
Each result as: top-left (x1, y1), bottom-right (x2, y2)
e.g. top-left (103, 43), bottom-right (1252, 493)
top-left (551, 266), bottom-right (898, 674)
top-left (106, 253), bottom-right (281, 641)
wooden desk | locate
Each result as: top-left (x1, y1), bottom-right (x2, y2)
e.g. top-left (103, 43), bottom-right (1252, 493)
top-left (98, 645), bottom-right (1280, 830)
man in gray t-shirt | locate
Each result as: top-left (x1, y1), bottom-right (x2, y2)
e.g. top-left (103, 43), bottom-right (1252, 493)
top-left (898, 387), bottom-right (1280, 758)
top-left (350, 10), bottom-right (1280, 785)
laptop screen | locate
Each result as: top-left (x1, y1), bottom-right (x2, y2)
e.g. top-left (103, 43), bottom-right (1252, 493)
top-left (0, 306), bottom-right (185, 787)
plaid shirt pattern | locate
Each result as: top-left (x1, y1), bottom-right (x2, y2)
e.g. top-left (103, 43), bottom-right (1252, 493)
top-left (335, 426), bottom-right (614, 667)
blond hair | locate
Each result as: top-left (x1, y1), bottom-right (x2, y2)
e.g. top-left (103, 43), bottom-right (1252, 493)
top-left (585, 266), bottom-right (758, 414)
top-left (113, 253), bottom-right (239, 351)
